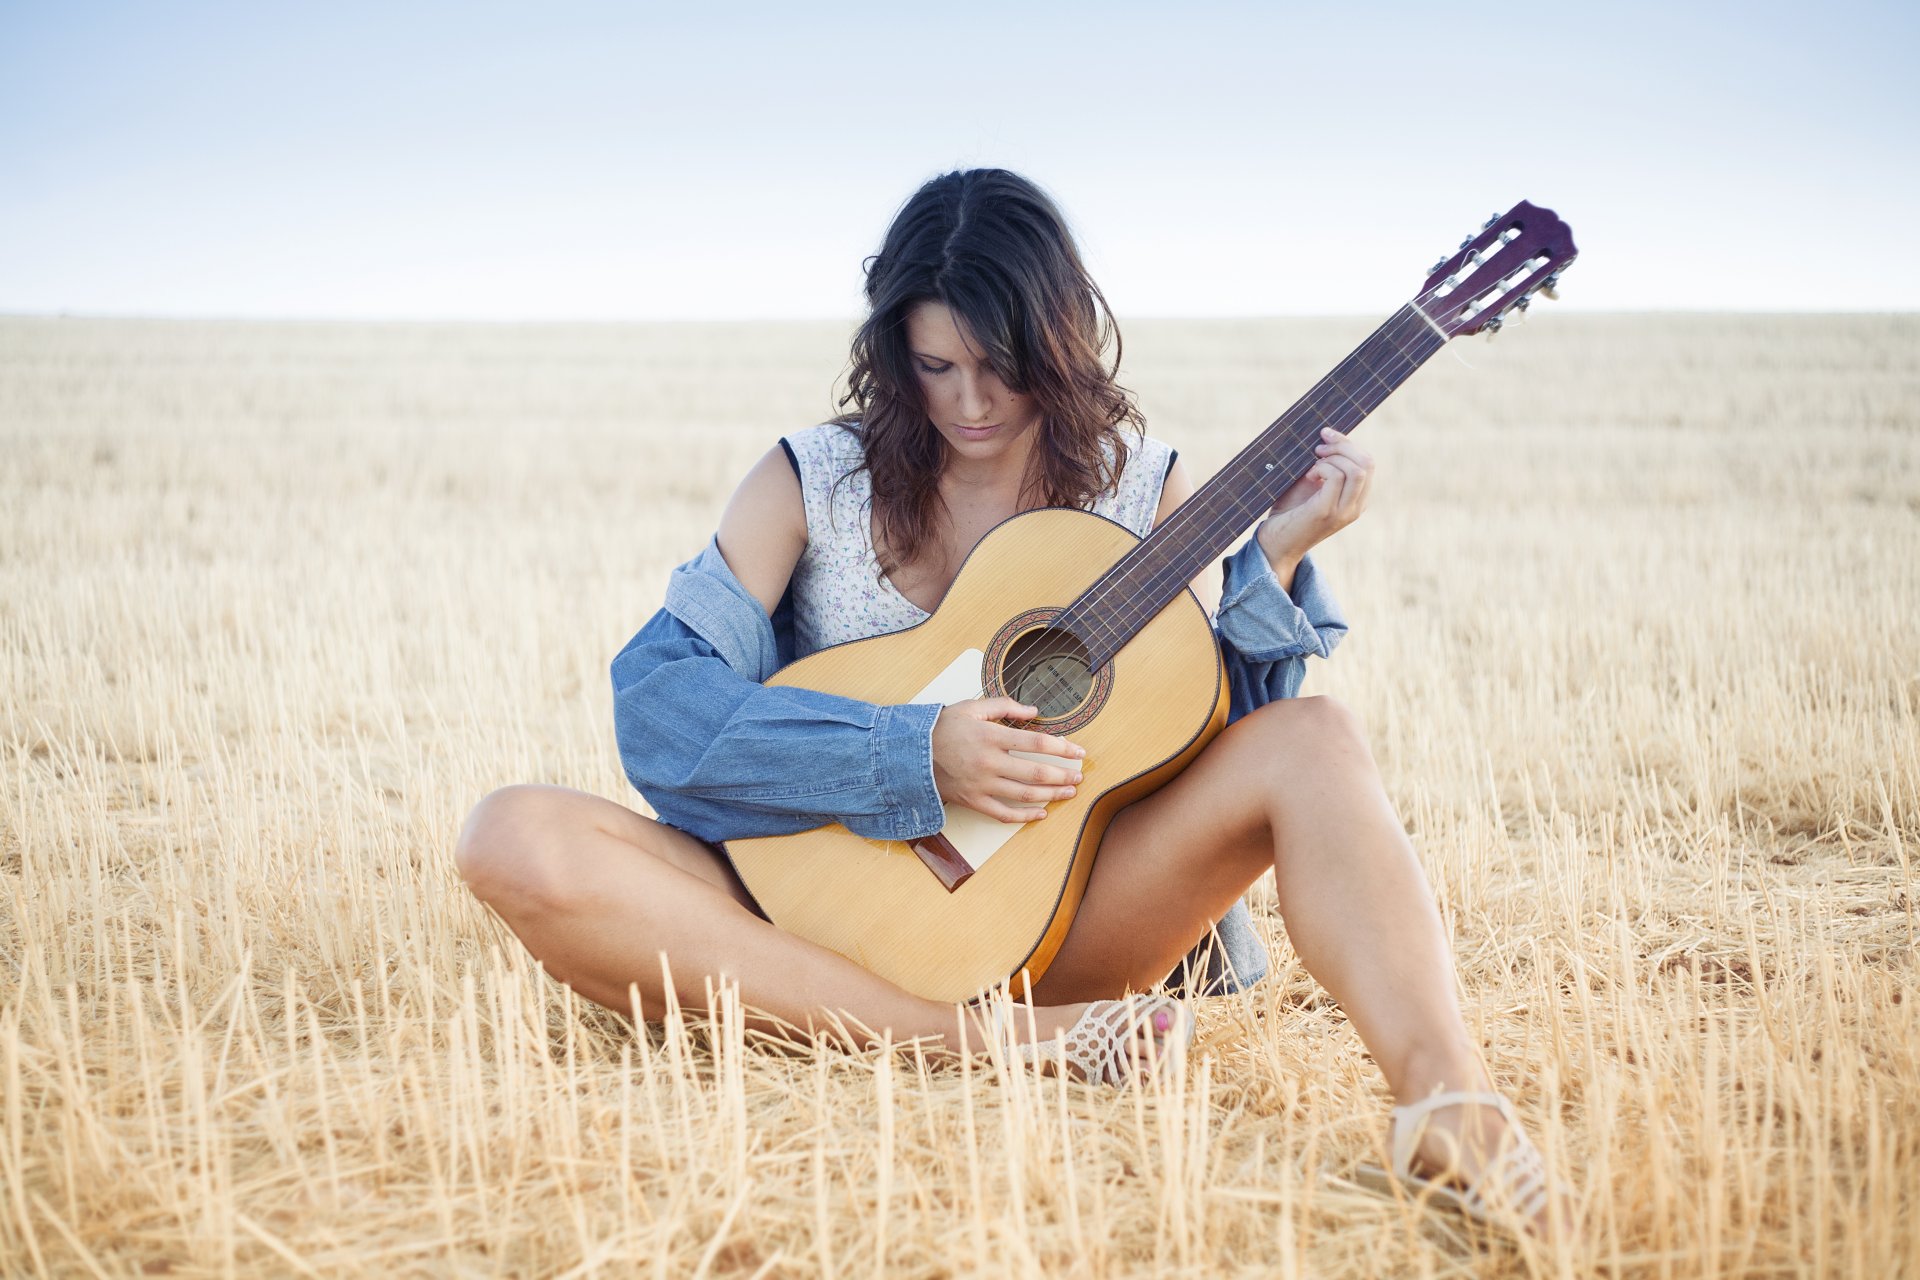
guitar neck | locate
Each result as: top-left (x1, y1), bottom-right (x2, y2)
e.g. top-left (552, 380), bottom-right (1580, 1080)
top-left (1062, 303), bottom-right (1449, 669)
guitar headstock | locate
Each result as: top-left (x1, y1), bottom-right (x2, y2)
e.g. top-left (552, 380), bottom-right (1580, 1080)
top-left (1417, 201), bottom-right (1577, 336)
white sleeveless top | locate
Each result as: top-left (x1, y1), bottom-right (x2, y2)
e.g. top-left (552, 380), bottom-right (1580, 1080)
top-left (781, 422), bottom-right (1175, 657)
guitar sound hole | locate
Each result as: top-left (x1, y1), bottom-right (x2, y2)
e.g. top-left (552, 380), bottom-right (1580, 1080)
top-left (1002, 628), bottom-right (1094, 721)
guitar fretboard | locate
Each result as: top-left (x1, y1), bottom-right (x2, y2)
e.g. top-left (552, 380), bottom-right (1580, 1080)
top-left (1059, 304), bottom-right (1447, 669)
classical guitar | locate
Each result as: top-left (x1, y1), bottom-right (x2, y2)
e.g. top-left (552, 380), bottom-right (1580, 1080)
top-left (725, 201), bottom-right (1578, 1002)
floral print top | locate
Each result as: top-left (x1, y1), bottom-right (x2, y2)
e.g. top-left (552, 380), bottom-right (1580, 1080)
top-left (781, 421), bottom-right (1175, 657)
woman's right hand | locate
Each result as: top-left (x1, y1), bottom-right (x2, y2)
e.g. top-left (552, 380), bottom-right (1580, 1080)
top-left (931, 697), bottom-right (1086, 824)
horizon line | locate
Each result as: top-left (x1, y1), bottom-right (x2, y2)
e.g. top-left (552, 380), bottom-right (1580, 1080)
top-left (5, 306), bottom-right (1917, 327)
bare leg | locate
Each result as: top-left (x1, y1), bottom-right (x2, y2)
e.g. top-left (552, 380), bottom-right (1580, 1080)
top-left (453, 785), bottom-right (1172, 1069)
top-left (1035, 696), bottom-right (1562, 1234)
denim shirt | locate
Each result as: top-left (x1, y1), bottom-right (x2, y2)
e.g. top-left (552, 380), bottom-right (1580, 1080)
top-left (610, 533), bottom-right (1348, 996)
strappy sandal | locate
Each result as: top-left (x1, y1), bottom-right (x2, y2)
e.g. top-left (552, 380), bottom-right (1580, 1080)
top-left (1354, 1090), bottom-right (1567, 1234)
top-left (986, 995), bottom-right (1193, 1087)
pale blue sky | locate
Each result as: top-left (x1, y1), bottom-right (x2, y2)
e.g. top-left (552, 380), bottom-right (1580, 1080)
top-left (2, 1), bottom-right (1914, 319)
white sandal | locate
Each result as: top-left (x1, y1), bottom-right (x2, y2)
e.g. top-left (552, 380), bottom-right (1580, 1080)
top-left (986, 995), bottom-right (1193, 1087)
top-left (1354, 1090), bottom-right (1566, 1232)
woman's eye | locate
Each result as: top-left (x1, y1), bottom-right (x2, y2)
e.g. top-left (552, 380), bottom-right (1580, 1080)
top-left (916, 362), bottom-right (949, 375)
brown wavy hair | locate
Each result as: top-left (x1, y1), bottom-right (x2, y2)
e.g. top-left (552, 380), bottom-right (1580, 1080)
top-left (831, 168), bottom-right (1146, 576)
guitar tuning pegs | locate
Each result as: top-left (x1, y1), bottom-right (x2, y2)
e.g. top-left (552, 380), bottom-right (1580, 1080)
top-left (1458, 236), bottom-right (1474, 251)
top-left (1484, 316), bottom-right (1504, 336)
top-left (1513, 295), bottom-right (1531, 312)
top-left (1482, 213), bottom-right (1500, 230)
top-left (1541, 274), bottom-right (1561, 300)
top-left (1428, 257), bottom-right (1448, 275)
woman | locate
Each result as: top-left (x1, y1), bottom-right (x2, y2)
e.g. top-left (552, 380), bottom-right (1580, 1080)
top-left (455, 169), bottom-right (1565, 1236)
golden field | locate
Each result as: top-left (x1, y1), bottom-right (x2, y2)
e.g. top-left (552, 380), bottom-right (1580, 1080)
top-left (1, 312), bottom-right (1916, 1277)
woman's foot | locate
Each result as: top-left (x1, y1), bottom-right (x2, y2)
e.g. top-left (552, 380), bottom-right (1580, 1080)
top-left (1404, 1094), bottom-right (1566, 1238)
top-left (968, 996), bottom-right (1190, 1086)
top-left (1387, 1051), bottom-right (1574, 1240)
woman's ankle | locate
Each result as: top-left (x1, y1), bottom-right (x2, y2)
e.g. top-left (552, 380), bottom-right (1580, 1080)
top-left (1388, 1036), bottom-right (1492, 1106)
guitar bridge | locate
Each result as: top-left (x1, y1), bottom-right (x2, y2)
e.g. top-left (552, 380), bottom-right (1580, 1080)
top-left (909, 832), bottom-right (975, 893)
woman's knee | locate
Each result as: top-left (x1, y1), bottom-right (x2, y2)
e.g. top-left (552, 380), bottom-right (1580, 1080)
top-left (454, 784), bottom-right (582, 913)
top-left (1242, 694), bottom-right (1372, 760)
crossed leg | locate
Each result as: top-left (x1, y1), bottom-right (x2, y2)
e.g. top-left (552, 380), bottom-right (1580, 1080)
top-left (452, 785), bottom-right (1172, 1070)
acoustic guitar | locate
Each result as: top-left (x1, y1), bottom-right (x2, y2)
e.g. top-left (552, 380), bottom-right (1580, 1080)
top-left (725, 201), bottom-right (1578, 1002)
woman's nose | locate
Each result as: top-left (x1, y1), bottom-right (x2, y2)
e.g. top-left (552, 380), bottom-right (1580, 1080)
top-left (957, 371), bottom-right (994, 421)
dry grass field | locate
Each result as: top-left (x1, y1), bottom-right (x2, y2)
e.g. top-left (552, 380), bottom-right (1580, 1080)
top-left (2, 311), bottom-right (1916, 1277)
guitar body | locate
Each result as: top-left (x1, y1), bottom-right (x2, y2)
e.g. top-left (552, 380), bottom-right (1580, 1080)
top-left (723, 507), bottom-right (1228, 1003)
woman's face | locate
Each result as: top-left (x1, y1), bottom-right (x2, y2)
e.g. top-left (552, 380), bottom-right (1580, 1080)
top-left (904, 299), bottom-right (1043, 464)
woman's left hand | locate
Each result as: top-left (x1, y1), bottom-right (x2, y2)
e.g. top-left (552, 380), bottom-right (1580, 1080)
top-left (1256, 426), bottom-right (1375, 568)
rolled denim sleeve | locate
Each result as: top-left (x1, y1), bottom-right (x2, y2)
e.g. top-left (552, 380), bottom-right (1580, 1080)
top-left (1213, 538), bottom-right (1349, 721)
top-left (610, 608), bottom-right (946, 845)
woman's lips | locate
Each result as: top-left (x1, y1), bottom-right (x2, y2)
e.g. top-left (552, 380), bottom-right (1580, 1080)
top-left (954, 423), bottom-right (1001, 439)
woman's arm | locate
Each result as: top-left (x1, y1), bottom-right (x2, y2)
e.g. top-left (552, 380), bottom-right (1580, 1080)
top-left (612, 444), bottom-right (1082, 843)
top-left (613, 445), bottom-right (946, 843)
top-left (611, 602), bottom-right (947, 843)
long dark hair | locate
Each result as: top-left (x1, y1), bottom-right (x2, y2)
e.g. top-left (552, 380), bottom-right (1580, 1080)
top-left (832, 168), bottom-right (1145, 575)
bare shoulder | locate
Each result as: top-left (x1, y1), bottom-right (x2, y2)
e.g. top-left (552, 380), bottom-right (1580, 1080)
top-left (715, 443), bottom-right (808, 618)
top-left (1153, 453), bottom-right (1196, 530)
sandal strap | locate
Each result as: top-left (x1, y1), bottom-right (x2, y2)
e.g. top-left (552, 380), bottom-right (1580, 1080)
top-left (1388, 1089), bottom-right (1558, 1222)
top-left (1015, 995), bottom-right (1189, 1087)
top-left (1459, 1136), bottom-right (1553, 1220)
top-left (1069, 999), bottom-right (1143, 1085)
top-left (1388, 1090), bottom-right (1516, 1179)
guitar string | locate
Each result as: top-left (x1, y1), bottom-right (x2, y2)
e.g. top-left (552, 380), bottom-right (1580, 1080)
top-left (932, 235), bottom-right (1560, 743)
top-left (997, 318), bottom-right (1434, 718)
top-left (1084, 238), bottom-right (1565, 647)
top-left (950, 298), bottom-right (1444, 725)
top-left (998, 354), bottom-right (1432, 720)
top-left (1005, 238), bottom-right (1561, 712)
top-left (975, 303), bottom-right (1439, 722)
top-left (1024, 303), bottom-right (1442, 684)
top-left (1066, 306), bottom-right (1437, 642)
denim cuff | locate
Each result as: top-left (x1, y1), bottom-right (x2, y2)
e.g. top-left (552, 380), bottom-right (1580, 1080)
top-left (1214, 539), bottom-right (1347, 663)
top-left (846, 701), bottom-right (945, 841)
